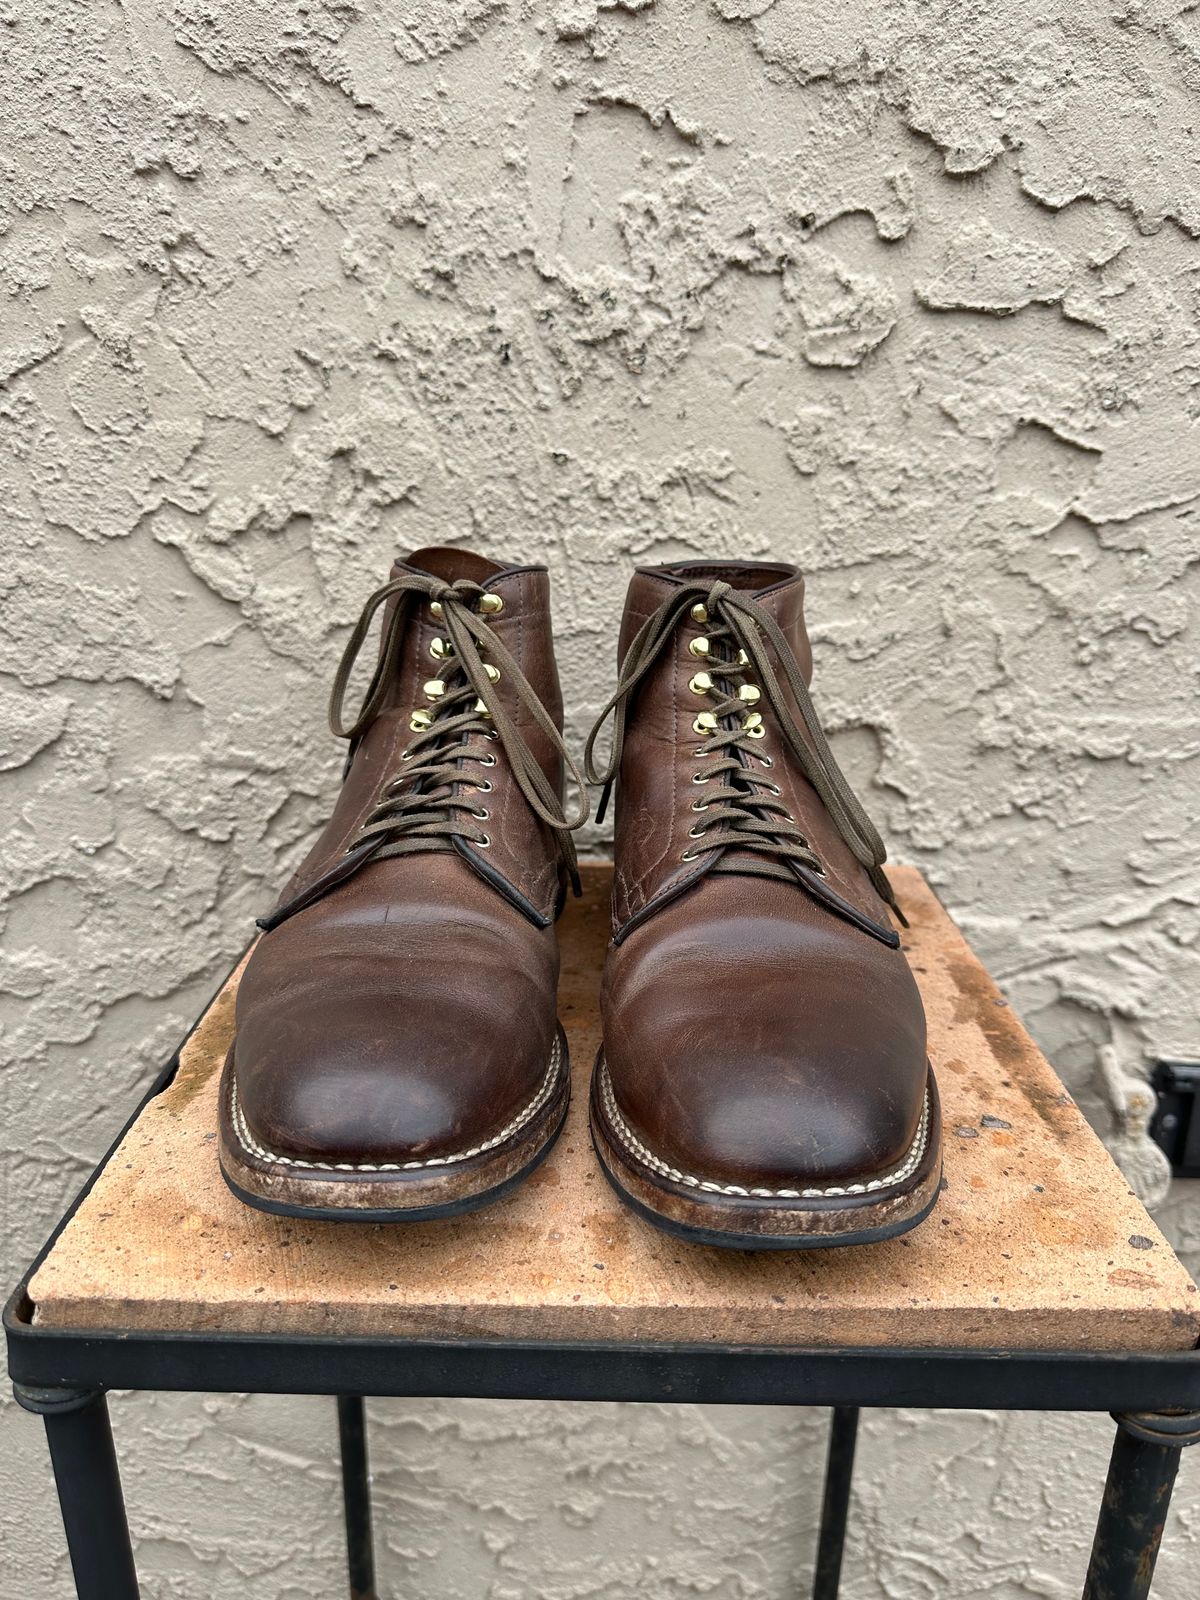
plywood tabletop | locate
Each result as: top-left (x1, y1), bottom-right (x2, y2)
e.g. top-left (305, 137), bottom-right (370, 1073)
top-left (29, 865), bottom-right (1200, 1352)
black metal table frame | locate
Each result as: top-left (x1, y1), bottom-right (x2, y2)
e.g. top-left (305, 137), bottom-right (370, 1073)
top-left (7, 1007), bottom-right (1200, 1600)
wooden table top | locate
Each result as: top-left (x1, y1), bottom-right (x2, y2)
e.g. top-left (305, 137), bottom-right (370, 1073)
top-left (29, 865), bottom-right (1200, 1352)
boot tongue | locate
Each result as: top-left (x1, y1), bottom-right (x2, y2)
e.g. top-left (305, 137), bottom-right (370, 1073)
top-left (736, 568), bottom-right (812, 688)
top-left (624, 560), bottom-right (813, 685)
top-left (640, 561), bottom-right (816, 884)
top-left (397, 546), bottom-right (505, 585)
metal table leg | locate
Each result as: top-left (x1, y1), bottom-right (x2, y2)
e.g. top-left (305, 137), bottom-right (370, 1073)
top-left (811, 1406), bottom-right (859, 1600)
top-left (338, 1395), bottom-right (378, 1600)
top-left (14, 1384), bottom-right (139, 1600)
top-left (1082, 1410), bottom-right (1200, 1600)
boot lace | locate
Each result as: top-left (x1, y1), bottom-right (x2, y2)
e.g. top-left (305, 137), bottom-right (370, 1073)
top-left (259, 573), bottom-right (588, 931)
top-left (584, 579), bottom-right (900, 916)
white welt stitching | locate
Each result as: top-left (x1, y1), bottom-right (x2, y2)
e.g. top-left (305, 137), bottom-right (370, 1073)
top-left (598, 1060), bottom-right (931, 1199)
top-left (230, 1034), bottom-right (563, 1174)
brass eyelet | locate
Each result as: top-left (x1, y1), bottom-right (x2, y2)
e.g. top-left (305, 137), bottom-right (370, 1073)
top-left (688, 636), bottom-right (710, 659)
top-left (738, 684), bottom-right (761, 705)
top-left (472, 808), bottom-right (490, 821)
top-left (423, 678), bottom-right (445, 700)
top-left (688, 671), bottom-right (714, 696)
top-left (430, 637), bottom-right (449, 660)
top-left (681, 848), bottom-right (698, 861)
top-left (690, 603), bottom-right (708, 624)
top-left (691, 798), bottom-right (708, 811)
top-left (409, 709), bottom-right (433, 732)
top-left (479, 592), bottom-right (504, 615)
top-left (484, 663), bottom-right (501, 683)
top-left (477, 779), bottom-right (493, 793)
top-left (692, 711), bottom-right (718, 735)
top-left (473, 698), bottom-right (492, 717)
top-left (691, 772), bottom-right (709, 784)
top-left (757, 753), bottom-right (774, 768)
top-left (479, 752), bottom-right (497, 767)
top-left (476, 833), bottom-right (491, 848)
top-left (430, 600), bottom-right (444, 619)
top-left (401, 749), bottom-right (414, 762)
top-left (688, 824), bottom-right (706, 839)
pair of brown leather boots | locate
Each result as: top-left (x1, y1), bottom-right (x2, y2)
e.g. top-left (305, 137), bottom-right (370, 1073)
top-left (218, 548), bottom-right (941, 1250)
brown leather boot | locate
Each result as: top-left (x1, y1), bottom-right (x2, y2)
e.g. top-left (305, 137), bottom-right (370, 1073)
top-left (585, 561), bottom-right (940, 1249)
top-left (219, 548), bottom-right (586, 1220)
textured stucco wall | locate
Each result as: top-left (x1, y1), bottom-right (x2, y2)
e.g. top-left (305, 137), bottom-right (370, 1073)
top-left (2, 1), bottom-right (1199, 1595)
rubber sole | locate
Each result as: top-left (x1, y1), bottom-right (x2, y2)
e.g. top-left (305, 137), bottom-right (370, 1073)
top-left (217, 1027), bottom-right (571, 1223)
top-left (220, 1117), bottom-right (566, 1223)
top-left (590, 1055), bottom-right (943, 1251)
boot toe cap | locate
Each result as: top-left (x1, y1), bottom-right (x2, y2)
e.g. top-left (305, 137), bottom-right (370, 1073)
top-left (230, 920), bottom-right (557, 1167)
top-left (602, 899), bottom-right (929, 1191)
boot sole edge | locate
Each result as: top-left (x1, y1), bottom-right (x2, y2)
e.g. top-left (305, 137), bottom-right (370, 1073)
top-left (590, 1055), bottom-right (943, 1251)
top-left (217, 1026), bottom-right (571, 1223)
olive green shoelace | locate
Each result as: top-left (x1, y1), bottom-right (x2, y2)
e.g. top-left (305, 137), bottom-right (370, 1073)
top-left (584, 579), bottom-right (900, 913)
top-left (259, 574), bottom-right (588, 931)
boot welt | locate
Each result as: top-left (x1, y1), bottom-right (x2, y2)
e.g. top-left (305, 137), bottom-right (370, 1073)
top-left (217, 1026), bottom-right (571, 1222)
top-left (590, 1056), bottom-right (943, 1251)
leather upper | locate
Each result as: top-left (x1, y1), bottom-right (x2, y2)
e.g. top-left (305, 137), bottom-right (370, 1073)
top-left (609, 562), bottom-right (897, 944)
top-left (277, 548), bottom-right (568, 927)
top-left (600, 560), bottom-right (930, 1189)
top-left (231, 547), bottom-right (566, 1164)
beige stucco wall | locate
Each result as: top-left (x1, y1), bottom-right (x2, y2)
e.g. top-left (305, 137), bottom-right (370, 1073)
top-left (2, 2), bottom-right (1199, 1594)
